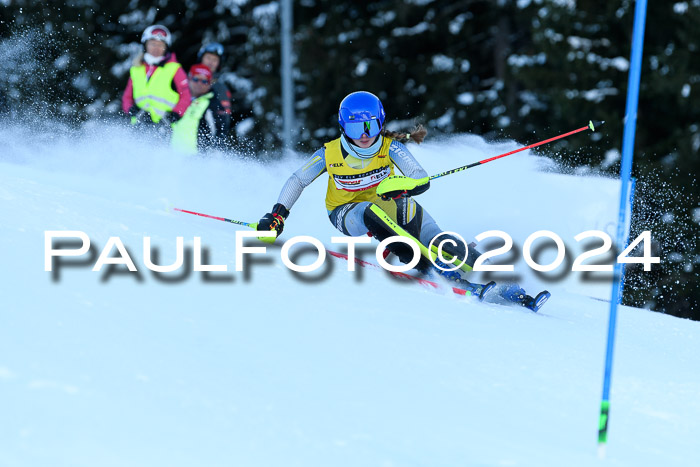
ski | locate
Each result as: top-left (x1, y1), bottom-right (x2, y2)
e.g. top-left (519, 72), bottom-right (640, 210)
top-left (327, 250), bottom-right (496, 301)
top-left (171, 206), bottom-right (546, 310)
top-left (527, 290), bottom-right (551, 312)
top-left (430, 257), bottom-right (549, 311)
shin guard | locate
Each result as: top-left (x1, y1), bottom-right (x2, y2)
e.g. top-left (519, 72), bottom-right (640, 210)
top-left (363, 204), bottom-right (432, 271)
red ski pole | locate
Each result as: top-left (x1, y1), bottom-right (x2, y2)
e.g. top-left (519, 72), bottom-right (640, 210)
top-left (173, 208), bottom-right (256, 228)
top-left (173, 208), bottom-right (280, 243)
top-left (429, 120), bottom-right (602, 180)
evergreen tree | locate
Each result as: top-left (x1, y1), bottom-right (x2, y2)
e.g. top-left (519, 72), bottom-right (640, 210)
top-left (508, 0), bottom-right (700, 318)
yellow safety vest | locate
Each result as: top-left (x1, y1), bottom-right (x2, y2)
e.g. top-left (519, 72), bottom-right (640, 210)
top-left (170, 93), bottom-right (213, 154)
top-left (130, 62), bottom-right (181, 123)
top-left (324, 137), bottom-right (394, 211)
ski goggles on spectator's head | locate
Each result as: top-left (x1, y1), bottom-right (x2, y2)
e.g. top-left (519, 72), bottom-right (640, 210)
top-left (151, 28), bottom-right (169, 39)
top-left (342, 117), bottom-right (382, 139)
top-left (200, 42), bottom-right (224, 57)
top-left (142, 25), bottom-right (172, 46)
top-left (198, 42), bottom-right (225, 64)
top-left (191, 77), bottom-right (210, 85)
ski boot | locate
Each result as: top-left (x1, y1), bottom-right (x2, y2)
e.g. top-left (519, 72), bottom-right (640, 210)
top-left (433, 260), bottom-right (496, 301)
top-left (501, 284), bottom-right (550, 312)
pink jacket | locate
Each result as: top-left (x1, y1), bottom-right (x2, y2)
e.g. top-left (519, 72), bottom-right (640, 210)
top-left (121, 52), bottom-right (191, 117)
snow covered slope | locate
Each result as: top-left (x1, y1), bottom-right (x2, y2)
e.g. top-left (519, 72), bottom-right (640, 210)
top-left (1, 121), bottom-right (698, 467)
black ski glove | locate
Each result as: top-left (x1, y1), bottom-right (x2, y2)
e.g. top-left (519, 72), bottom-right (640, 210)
top-left (159, 111), bottom-right (177, 126)
top-left (128, 106), bottom-right (149, 125)
top-left (163, 111), bottom-right (181, 124)
top-left (257, 203), bottom-right (290, 241)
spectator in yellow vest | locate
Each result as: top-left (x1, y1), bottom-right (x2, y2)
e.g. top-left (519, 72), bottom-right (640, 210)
top-left (170, 64), bottom-right (230, 154)
top-left (121, 25), bottom-right (191, 125)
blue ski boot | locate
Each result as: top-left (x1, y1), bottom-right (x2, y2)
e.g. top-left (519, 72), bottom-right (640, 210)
top-left (433, 260), bottom-right (496, 301)
top-left (500, 284), bottom-right (550, 312)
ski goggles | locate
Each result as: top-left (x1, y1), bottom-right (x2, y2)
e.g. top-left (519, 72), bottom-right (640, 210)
top-left (343, 118), bottom-right (382, 139)
top-left (151, 28), bottom-right (168, 39)
top-left (149, 28), bottom-right (169, 40)
top-left (191, 77), bottom-right (210, 85)
top-left (201, 42), bottom-right (224, 57)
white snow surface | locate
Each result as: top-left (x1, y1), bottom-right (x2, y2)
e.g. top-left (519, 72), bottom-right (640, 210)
top-left (1, 121), bottom-right (699, 467)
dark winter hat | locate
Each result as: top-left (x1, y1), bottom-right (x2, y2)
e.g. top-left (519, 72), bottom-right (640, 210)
top-left (189, 64), bottom-right (213, 81)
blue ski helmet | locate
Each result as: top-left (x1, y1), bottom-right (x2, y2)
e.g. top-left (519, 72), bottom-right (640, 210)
top-left (197, 42), bottom-right (225, 62)
top-left (338, 91), bottom-right (386, 139)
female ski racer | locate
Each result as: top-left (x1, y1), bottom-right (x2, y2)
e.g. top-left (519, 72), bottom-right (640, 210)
top-left (256, 91), bottom-right (549, 311)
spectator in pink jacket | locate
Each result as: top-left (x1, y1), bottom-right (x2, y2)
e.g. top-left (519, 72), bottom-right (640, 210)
top-left (121, 25), bottom-right (191, 125)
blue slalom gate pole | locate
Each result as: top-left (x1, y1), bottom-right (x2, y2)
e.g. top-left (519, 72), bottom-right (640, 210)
top-left (616, 177), bottom-right (637, 302)
top-left (598, 0), bottom-right (648, 455)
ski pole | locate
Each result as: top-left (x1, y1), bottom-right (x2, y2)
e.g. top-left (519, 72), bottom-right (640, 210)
top-left (429, 120), bottom-right (603, 180)
top-left (172, 207), bottom-right (281, 243)
top-left (173, 208), bottom-right (257, 229)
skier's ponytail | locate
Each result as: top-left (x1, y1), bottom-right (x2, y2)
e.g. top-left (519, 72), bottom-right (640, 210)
top-left (381, 124), bottom-right (427, 144)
